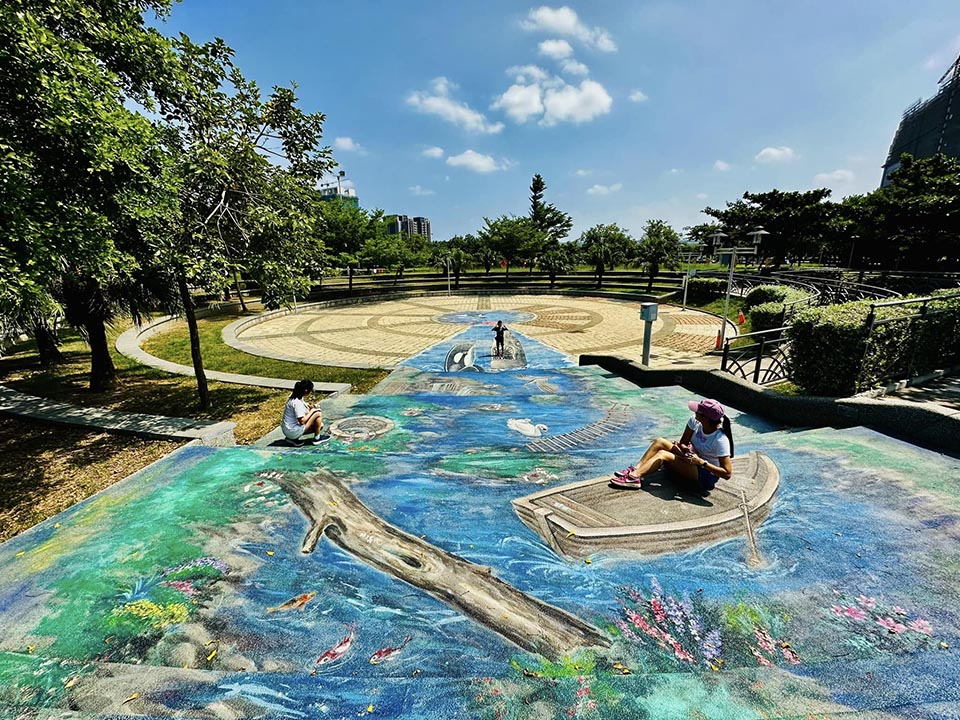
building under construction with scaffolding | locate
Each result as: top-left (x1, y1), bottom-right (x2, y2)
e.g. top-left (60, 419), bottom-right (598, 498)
top-left (881, 54), bottom-right (960, 185)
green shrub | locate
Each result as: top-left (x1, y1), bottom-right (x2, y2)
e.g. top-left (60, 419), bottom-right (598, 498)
top-left (743, 285), bottom-right (790, 309)
top-left (749, 302), bottom-right (786, 333)
top-left (687, 277), bottom-right (727, 301)
top-left (788, 292), bottom-right (960, 396)
top-left (787, 302), bottom-right (873, 396)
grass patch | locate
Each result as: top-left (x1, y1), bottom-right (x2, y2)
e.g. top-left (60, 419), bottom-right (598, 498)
top-left (0, 323), bottom-right (292, 444)
top-left (141, 305), bottom-right (388, 394)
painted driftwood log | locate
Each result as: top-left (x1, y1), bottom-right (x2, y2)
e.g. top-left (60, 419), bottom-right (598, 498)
top-left (276, 470), bottom-right (609, 661)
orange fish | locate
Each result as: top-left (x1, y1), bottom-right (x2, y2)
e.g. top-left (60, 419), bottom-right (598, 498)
top-left (266, 591), bottom-right (317, 614)
top-left (369, 635), bottom-right (411, 665)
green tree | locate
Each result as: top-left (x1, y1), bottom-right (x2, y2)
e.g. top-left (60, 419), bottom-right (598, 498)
top-left (154, 35), bottom-right (334, 408)
top-left (477, 216), bottom-right (545, 282)
top-left (537, 247), bottom-right (573, 289)
top-left (869, 154), bottom-right (960, 269)
top-left (578, 224), bottom-right (635, 289)
top-left (0, 0), bottom-right (184, 390)
top-left (529, 173), bottom-right (573, 248)
top-left (637, 219), bottom-right (683, 290)
top-left (704, 189), bottom-right (835, 266)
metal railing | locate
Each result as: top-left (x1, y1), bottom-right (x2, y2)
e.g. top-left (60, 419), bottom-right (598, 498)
top-left (720, 327), bottom-right (792, 385)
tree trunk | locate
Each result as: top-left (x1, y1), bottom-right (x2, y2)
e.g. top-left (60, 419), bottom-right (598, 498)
top-left (275, 470), bottom-right (609, 661)
top-left (32, 321), bottom-right (64, 366)
top-left (177, 272), bottom-right (209, 410)
top-left (550, 271), bottom-right (556, 289)
top-left (505, 262), bottom-right (510, 283)
top-left (86, 318), bottom-right (116, 392)
top-left (454, 270), bottom-right (461, 289)
top-left (595, 264), bottom-right (604, 290)
top-left (233, 270), bottom-right (248, 312)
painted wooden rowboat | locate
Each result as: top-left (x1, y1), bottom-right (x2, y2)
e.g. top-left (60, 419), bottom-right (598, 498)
top-left (512, 450), bottom-right (779, 559)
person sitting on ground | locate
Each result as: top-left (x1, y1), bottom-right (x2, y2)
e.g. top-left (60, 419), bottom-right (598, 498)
top-left (282, 380), bottom-right (329, 446)
top-left (611, 398), bottom-right (733, 492)
top-left (492, 320), bottom-right (507, 358)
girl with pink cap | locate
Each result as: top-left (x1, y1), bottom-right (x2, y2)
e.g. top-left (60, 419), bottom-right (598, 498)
top-left (610, 398), bottom-right (734, 493)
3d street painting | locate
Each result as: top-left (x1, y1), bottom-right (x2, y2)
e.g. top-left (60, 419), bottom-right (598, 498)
top-left (2, 313), bottom-right (960, 718)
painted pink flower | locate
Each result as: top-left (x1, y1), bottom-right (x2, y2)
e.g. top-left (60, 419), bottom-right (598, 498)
top-left (830, 605), bottom-right (845, 617)
top-left (876, 617), bottom-right (906, 633)
top-left (780, 644), bottom-right (801, 665)
top-left (586, 700), bottom-right (597, 710)
top-left (892, 606), bottom-right (908, 616)
top-left (754, 626), bottom-right (775, 653)
top-left (650, 597), bottom-right (667, 624)
top-left (856, 595), bottom-right (877, 610)
top-left (576, 686), bottom-right (591, 698)
top-left (907, 618), bottom-right (933, 635)
top-left (843, 606), bottom-right (867, 621)
top-left (750, 646), bottom-right (774, 667)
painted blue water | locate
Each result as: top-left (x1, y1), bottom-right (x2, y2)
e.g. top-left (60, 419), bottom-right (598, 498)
top-left (3, 328), bottom-right (960, 717)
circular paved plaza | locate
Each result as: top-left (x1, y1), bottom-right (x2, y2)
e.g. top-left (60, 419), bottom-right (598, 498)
top-left (228, 294), bottom-right (726, 368)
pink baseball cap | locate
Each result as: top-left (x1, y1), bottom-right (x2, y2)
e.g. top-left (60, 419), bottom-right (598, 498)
top-left (688, 398), bottom-right (725, 422)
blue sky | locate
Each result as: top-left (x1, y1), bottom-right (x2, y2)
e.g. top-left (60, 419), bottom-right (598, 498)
top-left (157, 1), bottom-right (960, 241)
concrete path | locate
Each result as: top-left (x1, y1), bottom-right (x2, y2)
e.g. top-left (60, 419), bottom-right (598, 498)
top-left (887, 374), bottom-right (960, 413)
top-left (226, 294), bottom-right (732, 370)
top-left (0, 385), bottom-right (235, 445)
top-left (115, 315), bottom-right (352, 394)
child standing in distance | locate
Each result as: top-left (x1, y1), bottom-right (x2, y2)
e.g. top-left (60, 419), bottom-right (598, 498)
top-left (492, 320), bottom-right (507, 359)
top-left (282, 380), bottom-right (329, 446)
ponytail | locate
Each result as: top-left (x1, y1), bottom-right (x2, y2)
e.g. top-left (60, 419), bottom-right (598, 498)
top-left (721, 416), bottom-right (735, 458)
top-left (290, 379), bottom-right (314, 400)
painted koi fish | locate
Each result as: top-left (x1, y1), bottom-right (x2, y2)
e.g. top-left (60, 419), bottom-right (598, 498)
top-left (316, 623), bottom-right (355, 665)
top-left (266, 591), bottom-right (317, 614)
top-left (369, 635), bottom-right (411, 665)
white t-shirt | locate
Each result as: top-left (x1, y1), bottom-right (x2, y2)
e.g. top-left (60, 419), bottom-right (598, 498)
top-left (686, 416), bottom-right (731, 468)
top-left (282, 398), bottom-right (310, 439)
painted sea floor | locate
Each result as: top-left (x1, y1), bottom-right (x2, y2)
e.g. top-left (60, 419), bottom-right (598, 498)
top-left (2, 321), bottom-right (960, 718)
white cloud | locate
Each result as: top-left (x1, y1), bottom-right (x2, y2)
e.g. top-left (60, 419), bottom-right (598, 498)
top-left (924, 34), bottom-right (960, 70)
top-left (542, 79), bottom-right (612, 125)
top-left (538, 38), bottom-right (573, 59)
top-left (695, 192), bottom-right (709, 200)
top-left (714, 160), bottom-right (732, 171)
top-left (407, 77), bottom-right (504, 134)
top-left (446, 149), bottom-right (510, 173)
top-left (491, 83), bottom-right (544, 123)
top-left (560, 59), bottom-right (589, 76)
top-left (628, 89), bottom-right (648, 103)
top-left (334, 136), bottom-right (365, 153)
top-left (587, 182), bottom-right (622, 195)
top-left (574, 168), bottom-right (592, 176)
top-left (754, 146), bottom-right (797, 163)
top-left (668, 168), bottom-right (681, 175)
top-left (409, 185), bottom-right (435, 196)
top-left (506, 64), bottom-right (554, 85)
top-left (521, 6), bottom-right (617, 52)
top-left (813, 169), bottom-right (854, 185)
top-left (422, 146), bottom-right (444, 159)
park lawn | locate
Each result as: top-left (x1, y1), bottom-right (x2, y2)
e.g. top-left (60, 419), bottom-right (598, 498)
top-left (141, 305), bottom-right (388, 394)
top-left (0, 323), bottom-right (291, 444)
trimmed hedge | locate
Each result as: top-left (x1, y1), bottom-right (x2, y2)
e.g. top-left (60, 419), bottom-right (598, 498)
top-left (686, 277), bottom-right (727, 301)
top-left (749, 302), bottom-right (786, 333)
top-left (744, 285), bottom-right (814, 333)
top-left (787, 292), bottom-right (960, 396)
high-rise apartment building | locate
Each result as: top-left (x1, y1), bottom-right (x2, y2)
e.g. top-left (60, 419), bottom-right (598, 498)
top-left (881, 54), bottom-right (960, 185)
top-left (386, 214), bottom-right (431, 241)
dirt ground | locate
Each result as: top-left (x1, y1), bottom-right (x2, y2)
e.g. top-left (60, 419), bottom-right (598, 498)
top-left (0, 415), bottom-right (182, 542)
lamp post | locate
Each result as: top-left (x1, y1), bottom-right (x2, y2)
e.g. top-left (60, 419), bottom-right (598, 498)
top-left (747, 226), bottom-right (770, 269)
top-left (847, 234), bottom-right (859, 269)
